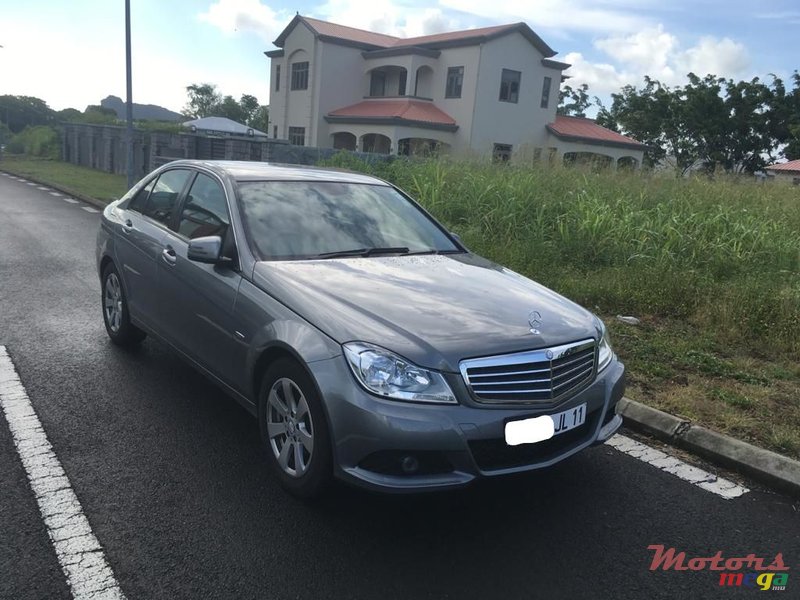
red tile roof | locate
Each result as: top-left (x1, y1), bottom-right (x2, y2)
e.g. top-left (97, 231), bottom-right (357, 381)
top-left (301, 16), bottom-right (401, 47)
top-left (273, 16), bottom-right (556, 57)
top-left (765, 159), bottom-right (800, 173)
top-left (547, 115), bottom-right (646, 149)
top-left (327, 99), bottom-right (457, 129)
top-left (394, 24), bottom-right (517, 47)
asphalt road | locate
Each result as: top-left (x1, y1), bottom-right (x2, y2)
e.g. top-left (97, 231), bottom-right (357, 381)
top-left (0, 172), bottom-right (798, 600)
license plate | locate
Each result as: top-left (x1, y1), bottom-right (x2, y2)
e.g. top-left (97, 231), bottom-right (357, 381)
top-left (505, 403), bottom-right (587, 446)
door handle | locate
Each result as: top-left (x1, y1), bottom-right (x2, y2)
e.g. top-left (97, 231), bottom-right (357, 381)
top-left (122, 219), bottom-right (134, 234)
top-left (161, 245), bottom-right (177, 266)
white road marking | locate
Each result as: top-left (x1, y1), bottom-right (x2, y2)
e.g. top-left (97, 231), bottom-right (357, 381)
top-left (49, 192), bottom-right (62, 197)
top-left (26, 182), bottom-right (37, 186)
top-left (37, 186), bottom-right (50, 191)
top-left (606, 434), bottom-right (749, 499)
top-left (63, 198), bottom-right (79, 204)
top-left (81, 206), bottom-right (100, 214)
top-left (0, 346), bottom-right (126, 599)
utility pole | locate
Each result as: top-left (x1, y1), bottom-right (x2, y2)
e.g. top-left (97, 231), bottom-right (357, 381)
top-left (125, 0), bottom-right (134, 189)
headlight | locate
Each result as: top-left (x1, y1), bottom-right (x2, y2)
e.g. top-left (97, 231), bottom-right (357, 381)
top-left (597, 321), bottom-right (614, 372)
top-left (343, 342), bottom-right (457, 404)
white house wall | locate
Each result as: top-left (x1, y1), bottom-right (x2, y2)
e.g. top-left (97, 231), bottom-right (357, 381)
top-left (315, 41), bottom-right (366, 147)
top-left (270, 22), bottom-right (317, 142)
top-left (434, 45), bottom-right (480, 153)
top-left (548, 134), bottom-right (645, 166)
top-left (470, 32), bottom-right (563, 156)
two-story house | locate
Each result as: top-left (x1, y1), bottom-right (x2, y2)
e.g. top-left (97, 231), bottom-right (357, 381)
top-left (266, 15), bottom-right (646, 167)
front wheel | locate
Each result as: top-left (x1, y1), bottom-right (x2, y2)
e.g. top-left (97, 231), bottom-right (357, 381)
top-left (258, 358), bottom-right (332, 498)
top-left (101, 263), bottom-right (146, 347)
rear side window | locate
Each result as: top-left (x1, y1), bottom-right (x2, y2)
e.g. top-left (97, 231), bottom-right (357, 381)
top-left (143, 169), bottom-right (191, 226)
top-left (127, 178), bottom-right (155, 213)
top-left (178, 173), bottom-right (230, 239)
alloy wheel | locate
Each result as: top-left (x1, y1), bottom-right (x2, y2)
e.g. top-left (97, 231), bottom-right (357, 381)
top-left (266, 378), bottom-right (315, 477)
top-left (104, 273), bottom-right (123, 333)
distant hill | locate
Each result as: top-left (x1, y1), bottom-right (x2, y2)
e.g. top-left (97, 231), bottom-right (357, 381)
top-left (99, 95), bottom-right (183, 122)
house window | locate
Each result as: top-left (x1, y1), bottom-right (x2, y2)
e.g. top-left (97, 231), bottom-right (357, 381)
top-left (273, 125), bottom-right (278, 139)
top-left (541, 76), bottom-right (552, 108)
top-left (499, 69), bottom-right (521, 103)
top-left (493, 143), bottom-right (512, 162)
top-left (290, 61), bottom-right (309, 90)
top-left (446, 66), bottom-right (464, 98)
top-left (275, 65), bottom-right (280, 92)
top-left (288, 127), bottom-right (305, 146)
top-left (399, 70), bottom-right (407, 96)
top-left (370, 71), bottom-right (386, 97)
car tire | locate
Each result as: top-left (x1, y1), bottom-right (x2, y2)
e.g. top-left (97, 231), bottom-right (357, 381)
top-left (101, 263), bottom-right (146, 347)
top-left (258, 358), bottom-right (332, 498)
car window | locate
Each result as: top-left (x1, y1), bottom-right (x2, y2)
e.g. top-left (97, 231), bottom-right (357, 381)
top-left (237, 181), bottom-right (459, 260)
top-left (178, 173), bottom-right (230, 239)
top-left (142, 169), bottom-right (191, 226)
top-left (127, 178), bottom-right (156, 213)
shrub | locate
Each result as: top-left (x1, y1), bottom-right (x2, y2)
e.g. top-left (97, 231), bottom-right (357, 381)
top-left (7, 126), bottom-right (60, 159)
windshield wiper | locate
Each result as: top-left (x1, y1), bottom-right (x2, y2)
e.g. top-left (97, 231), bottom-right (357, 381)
top-left (316, 247), bottom-right (410, 259)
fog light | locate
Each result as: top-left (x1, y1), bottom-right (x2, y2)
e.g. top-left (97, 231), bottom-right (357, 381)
top-left (400, 455), bottom-right (419, 474)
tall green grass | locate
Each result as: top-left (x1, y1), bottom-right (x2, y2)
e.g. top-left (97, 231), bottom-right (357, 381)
top-left (322, 154), bottom-right (800, 357)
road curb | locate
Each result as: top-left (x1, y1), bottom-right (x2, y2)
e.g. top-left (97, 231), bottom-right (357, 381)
top-left (0, 166), bottom-right (109, 209)
top-left (617, 397), bottom-right (800, 497)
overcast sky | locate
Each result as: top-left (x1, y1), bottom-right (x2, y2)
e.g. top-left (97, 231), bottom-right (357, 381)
top-left (1, 0), bottom-right (798, 113)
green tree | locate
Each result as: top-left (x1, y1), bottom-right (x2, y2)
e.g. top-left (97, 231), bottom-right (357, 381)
top-left (558, 83), bottom-right (591, 117)
top-left (213, 95), bottom-right (247, 123)
top-left (239, 94), bottom-right (260, 124)
top-left (55, 108), bottom-right (82, 122)
top-left (775, 72), bottom-right (800, 160)
top-left (0, 95), bottom-right (54, 133)
top-left (182, 83), bottom-right (222, 119)
top-left (250, 105), bottom-right (269, 132)
top-left (597, 73), bottom-right (792, 174)
top-left (76, 105), bottom-right (119, 124)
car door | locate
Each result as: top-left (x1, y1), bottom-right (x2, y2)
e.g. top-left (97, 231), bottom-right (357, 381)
top-left (156, 170), bottom-right (243, 385)
top-left (114, 169), bottom-right (193, 329)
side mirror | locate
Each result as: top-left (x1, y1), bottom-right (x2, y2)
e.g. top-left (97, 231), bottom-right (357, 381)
top-left (187, 235), bottom-right (223, 264)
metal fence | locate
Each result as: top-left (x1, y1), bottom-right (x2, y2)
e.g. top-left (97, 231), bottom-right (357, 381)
top-left (60, 123), bottom-right (387, 177)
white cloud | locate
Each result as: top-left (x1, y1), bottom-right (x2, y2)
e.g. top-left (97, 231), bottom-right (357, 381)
top-left (595, 25), bottom-right (677, 80)
top-left (198, 0), bottom-right (289, 41)
top-left (676, 36), bottom-right (750, 79)
top-left (562, 52), bottom-right (631, 95)
top-left (564, 26), bottom-right (751, 94)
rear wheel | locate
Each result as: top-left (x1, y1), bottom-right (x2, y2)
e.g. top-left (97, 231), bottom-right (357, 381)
top-left (101, 263), bottom-right (146, 347)
top-left (258, 358), bottom-right (332, 498)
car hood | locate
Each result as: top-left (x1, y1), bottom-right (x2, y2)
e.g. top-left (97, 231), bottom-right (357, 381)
top-left (252, 254), bottom-right (599, 373)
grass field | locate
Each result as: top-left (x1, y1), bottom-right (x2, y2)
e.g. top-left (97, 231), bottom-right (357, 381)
top-left (0, 155), bottom-right (128, 201)
top-left (323, 154), bottom-right (800, 458)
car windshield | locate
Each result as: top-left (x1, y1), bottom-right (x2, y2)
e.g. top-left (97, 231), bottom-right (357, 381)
top-left (236, 181), bottom-right (461, 260)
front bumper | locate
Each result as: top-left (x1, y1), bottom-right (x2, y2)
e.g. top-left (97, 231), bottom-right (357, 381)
top-left (309, 354), bottom-right (625, 493)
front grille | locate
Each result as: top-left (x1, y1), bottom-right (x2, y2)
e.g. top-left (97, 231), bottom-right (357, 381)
top-left (460, 339), bottom-right (596, 404)
top-left (468, 410), bottom-right (599, 471)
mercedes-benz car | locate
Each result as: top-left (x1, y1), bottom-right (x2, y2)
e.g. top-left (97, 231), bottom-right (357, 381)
top-left (96, 160), bottom-right (625, 497)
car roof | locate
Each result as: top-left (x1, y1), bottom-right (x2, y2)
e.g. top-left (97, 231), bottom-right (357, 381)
top-left (164, 160), bottom-right (388, 185)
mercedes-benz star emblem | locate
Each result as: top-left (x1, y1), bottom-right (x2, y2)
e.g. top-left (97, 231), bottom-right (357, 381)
top-left (528, 310), bottom-right (542, 335)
